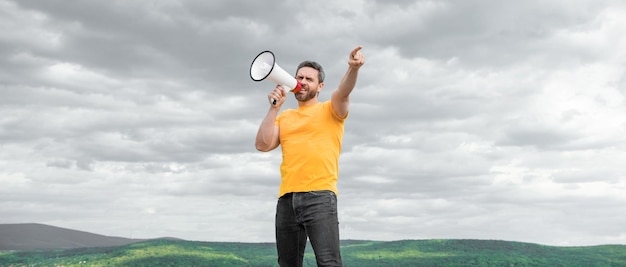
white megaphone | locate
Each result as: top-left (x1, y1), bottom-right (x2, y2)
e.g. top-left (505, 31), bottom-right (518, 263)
top-left (250, 51), bottom-right (302, 105)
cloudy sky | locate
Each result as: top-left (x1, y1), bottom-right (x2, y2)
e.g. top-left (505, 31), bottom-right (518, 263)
top-left (1, 0), bottom-right (625, 246)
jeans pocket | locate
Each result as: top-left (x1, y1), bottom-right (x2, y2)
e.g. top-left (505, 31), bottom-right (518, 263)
top-left (324, 192), bottom-right (338, 215)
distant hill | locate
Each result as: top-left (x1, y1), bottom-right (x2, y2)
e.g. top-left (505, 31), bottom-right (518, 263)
top-left (2, 224), bottom-right (626, 266)
top-left (1, 238), bottom-right (626, 266)
top-left (0, 223), bottom-right (144, 251)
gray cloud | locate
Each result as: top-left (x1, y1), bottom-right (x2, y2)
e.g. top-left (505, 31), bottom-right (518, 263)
top-left (1, 0), bottom-right (625, 246)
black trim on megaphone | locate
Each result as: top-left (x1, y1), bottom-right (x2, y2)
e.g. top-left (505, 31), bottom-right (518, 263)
top-left (250, 50), bottom-right (276, 81)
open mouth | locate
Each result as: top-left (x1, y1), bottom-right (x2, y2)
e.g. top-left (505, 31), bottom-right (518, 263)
top-left (296, 86), bottom-right (307, 94)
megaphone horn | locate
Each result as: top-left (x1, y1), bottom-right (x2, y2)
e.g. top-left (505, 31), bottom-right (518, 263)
top-left (250, 51), bottom-right (302, 105)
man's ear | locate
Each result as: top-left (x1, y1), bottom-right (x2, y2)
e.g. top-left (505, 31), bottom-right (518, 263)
top-left (316, 82), bottom-right (324, 97)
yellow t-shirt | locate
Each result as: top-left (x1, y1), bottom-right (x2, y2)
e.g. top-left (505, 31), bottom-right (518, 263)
top-left (275, 101), bottom-right (346, 197)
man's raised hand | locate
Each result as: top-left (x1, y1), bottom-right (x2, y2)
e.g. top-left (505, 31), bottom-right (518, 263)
top-left (348, 46), bottom-right (365, 68)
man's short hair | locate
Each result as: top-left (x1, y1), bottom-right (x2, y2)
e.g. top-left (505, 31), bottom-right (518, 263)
top-left (297, 61), bottom-right (325, 83)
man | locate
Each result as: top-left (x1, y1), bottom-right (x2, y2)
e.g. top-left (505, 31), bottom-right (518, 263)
top-left (255, 46), bottom-right (365, 267)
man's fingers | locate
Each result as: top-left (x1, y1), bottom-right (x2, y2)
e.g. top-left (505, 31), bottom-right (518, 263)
top-left (275, 85), bottom-right (286, 96)
top-left (268, 86), bottom-right (285, 105)
top-left (349, 46), bottom-right (365, 66)
top-left (351, 45), bottom-right (363, 58)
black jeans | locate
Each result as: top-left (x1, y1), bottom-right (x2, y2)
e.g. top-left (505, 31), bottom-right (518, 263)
top-left (276, 190), bottom-right (342, 267)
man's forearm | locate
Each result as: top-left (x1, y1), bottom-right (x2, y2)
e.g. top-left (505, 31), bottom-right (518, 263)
top-left (255, 107), bottom-right (280, 151)
top-left (336, 66), bottom-right (360, 99)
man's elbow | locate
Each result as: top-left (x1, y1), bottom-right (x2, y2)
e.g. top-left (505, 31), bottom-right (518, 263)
top-left (255, 142), bottom-right (271, 152)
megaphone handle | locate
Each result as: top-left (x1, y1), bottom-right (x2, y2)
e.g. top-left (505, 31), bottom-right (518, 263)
top-left (272, 98), bottom-right (277, 105)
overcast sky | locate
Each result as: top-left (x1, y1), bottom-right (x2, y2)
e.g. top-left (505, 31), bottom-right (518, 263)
top-left (1, 0), bottom-right (625, 246)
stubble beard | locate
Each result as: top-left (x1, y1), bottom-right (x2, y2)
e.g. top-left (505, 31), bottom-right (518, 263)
top-left (295, 88), bottom-right (318, 102)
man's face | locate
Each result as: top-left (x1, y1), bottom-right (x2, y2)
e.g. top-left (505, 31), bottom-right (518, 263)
top-left (295, 67), bottom-right (323, 102)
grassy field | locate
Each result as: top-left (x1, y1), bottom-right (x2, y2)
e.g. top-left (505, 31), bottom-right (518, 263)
top-left (1, 239), bottom-right (626, 266)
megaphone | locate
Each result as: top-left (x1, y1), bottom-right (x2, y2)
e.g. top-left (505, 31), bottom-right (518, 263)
top-left (250, 51), bottom-right (302, 105)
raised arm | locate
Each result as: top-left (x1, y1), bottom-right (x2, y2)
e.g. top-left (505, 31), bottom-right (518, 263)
top-left (331, 46), bottom-right (366, 118)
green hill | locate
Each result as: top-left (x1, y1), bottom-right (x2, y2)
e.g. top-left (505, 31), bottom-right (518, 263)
top-left (1, 239), bottom-right (625, 267)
